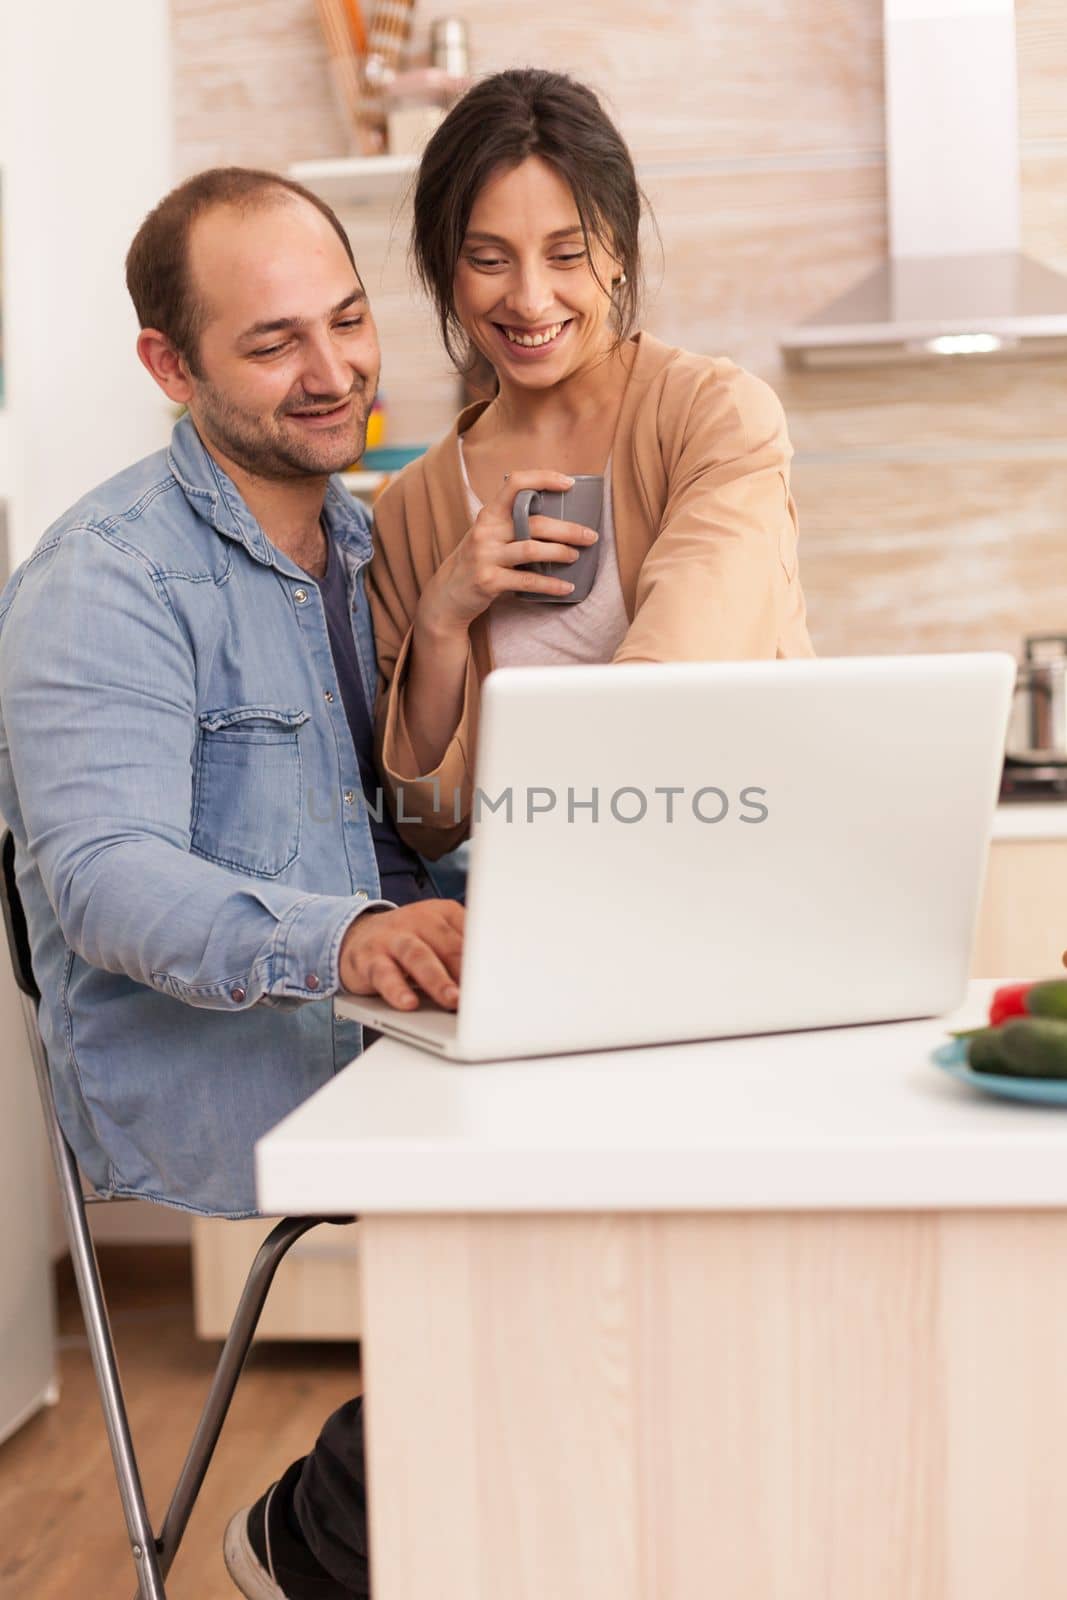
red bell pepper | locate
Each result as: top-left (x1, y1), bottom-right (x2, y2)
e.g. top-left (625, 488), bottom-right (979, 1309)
top-left (989, 982), bottom-right (1032, 1026)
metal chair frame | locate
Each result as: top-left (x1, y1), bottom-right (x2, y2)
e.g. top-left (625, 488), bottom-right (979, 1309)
top-left (0, 830), bottom-right (349, 1598)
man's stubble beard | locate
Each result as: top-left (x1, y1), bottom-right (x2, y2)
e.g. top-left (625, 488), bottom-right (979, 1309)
top-left (191, 375), bottom-right (376, 482)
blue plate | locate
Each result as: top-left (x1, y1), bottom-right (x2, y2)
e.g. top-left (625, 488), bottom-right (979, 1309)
top-left (931, 1037), bottom-right (1067, 1105)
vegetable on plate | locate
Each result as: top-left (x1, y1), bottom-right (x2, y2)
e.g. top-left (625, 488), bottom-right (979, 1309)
top-left (957, 979), bottom-right (1067, 1078)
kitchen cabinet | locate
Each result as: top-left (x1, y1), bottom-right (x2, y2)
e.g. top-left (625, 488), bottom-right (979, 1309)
top-left (972, 809), bottom-right (1067, 979)
top-left (0, 948), bottom-right (57, 1441)
top-left (192, 1216), bottom-right (361, 1342)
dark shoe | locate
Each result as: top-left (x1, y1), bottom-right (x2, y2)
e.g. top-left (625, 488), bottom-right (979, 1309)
top-left (224, 1484), bottom-right (289, 1599)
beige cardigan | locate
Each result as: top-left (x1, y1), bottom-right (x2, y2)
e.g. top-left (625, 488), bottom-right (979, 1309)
top-left (369, 332), bottom-right (815, 858)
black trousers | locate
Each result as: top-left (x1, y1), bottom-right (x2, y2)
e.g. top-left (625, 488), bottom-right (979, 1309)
top-left (291, 1396), bottom-right (371, 1597)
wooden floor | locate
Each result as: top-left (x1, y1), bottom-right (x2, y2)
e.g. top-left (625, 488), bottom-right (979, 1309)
top-left (0, 1245), bottom-right (361, 1599)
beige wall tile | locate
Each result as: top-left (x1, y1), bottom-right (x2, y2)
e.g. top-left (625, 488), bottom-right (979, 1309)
top-left (172, 0), bottom-right (886, 170)
top-left (334, 196), bottom-right (459, 445)
top-left (172, 0), bottom-right (348, 173)
top-left (795, 457), bottom-right (1067, 657)
top-left (1022, 151), bottom-right (1067, 274)
top-left (640, 165), bottom-right (886, 377)
top-left (411, 0), bottom-right (885, 164)
top-left (1017, 0), bottom-right (1067, 146)
top-left (777, 359), bottom-right (1067, 458)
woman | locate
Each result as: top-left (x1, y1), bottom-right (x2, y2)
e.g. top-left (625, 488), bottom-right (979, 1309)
top-left (369, 68), bottom-right (814, 858)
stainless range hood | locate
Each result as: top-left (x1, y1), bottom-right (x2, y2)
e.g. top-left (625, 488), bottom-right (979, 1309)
top-left (780, 0), bottom-right (1067, 369)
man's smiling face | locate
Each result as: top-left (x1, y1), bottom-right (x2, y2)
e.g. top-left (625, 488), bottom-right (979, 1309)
top-left (182, 196), bottom-right (380, 481)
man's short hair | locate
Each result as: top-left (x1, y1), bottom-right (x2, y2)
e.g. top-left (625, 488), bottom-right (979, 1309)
top-left (125, 167), bottom-right (358, 377)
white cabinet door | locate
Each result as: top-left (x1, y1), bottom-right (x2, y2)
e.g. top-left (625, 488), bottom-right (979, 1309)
top-left (0, 955), bottom-right (57, 1444)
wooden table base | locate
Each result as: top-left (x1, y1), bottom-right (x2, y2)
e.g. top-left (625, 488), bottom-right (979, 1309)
top-left (358, 1211), bottom-right (1067, 1599)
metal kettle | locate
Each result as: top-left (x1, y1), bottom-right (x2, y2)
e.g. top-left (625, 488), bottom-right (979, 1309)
top-left (1005, 634), bottom-right (1067, 765)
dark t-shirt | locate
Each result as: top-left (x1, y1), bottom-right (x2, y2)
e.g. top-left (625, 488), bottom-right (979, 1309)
top-left (314, 535), bottom-right (429, 905)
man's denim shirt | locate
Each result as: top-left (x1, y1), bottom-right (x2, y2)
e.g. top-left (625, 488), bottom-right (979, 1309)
top-left (0, 417), bottom-right (393, 1217)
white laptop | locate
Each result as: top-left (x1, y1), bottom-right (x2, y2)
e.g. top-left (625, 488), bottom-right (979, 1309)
top-left (337, 654), bottom-right (1015, 1060)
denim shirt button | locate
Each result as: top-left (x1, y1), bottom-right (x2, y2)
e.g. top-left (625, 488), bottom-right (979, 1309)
top-left (354, 890), bottom-right (369, 901)
top-left (230, 985), bottom-right (246, 1003)
top-left (323, 689), bottom-right (335, 703)
top-left (293, 587), bottom-right (309, 604)
top-left (343, 790), bottom-right (355, 806)
top-left (306, 973), bottom-right (321, 991)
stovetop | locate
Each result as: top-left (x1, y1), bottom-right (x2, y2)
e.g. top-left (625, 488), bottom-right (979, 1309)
top-left (1000, 760), bottom-right (1067, 803)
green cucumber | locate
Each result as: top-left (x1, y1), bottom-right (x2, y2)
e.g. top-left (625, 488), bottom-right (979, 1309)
top-left (994, 1018), bottom-right (1067, 1079)
top-left (1025, 981), bottom-right (1067, 1021)
top-left (966, 1027), bottom-right (1012, 1075)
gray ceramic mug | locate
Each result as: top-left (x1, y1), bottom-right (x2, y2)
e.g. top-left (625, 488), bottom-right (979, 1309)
top-left (511, 476), bottom-right (603, 605)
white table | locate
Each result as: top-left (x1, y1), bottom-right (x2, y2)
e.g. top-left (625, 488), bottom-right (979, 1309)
top-left (258, 981), bottom-right (1067, 1600)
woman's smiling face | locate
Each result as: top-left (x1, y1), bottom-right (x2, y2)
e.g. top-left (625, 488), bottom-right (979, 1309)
top-left (452, 156), bottom-right (623, 390)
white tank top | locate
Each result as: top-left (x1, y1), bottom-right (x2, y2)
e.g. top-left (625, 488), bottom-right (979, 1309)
top-left (457, 438), bottom-right (630, 668)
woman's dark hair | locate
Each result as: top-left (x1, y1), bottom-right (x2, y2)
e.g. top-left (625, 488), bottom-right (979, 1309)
top-left (413, 69), bottom-right (645, 368)
top-left (125, 167), bottom-right (358, 376)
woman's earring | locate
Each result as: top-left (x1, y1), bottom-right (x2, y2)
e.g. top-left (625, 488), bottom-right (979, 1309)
top-left (613, 272), bottom-right (628, 288)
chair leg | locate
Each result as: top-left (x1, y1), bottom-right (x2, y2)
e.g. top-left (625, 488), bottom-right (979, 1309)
top-left (22, 991), bottom-right (169, 1600)
top-left (24, 984), bottom-right (356, 1595)
top-left (152, 1213), bottom-right (353, 1581)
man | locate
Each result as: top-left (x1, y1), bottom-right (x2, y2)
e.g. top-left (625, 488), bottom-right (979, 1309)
top-left (0, 168), bottom-right (455, 1598)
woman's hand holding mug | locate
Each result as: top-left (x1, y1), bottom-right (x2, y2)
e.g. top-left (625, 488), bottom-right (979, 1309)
top-left (416, 470), bottom-right (600, 639)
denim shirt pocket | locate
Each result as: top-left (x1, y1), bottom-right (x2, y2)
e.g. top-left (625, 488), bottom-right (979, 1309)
top-left (191, 705), bottom-right (310, 878)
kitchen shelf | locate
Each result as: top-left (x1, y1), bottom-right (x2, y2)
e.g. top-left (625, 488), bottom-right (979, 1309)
top-left (290, 153), bottom-right (770, 210)
top-left (289, 155), bottom-right (418, 207)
